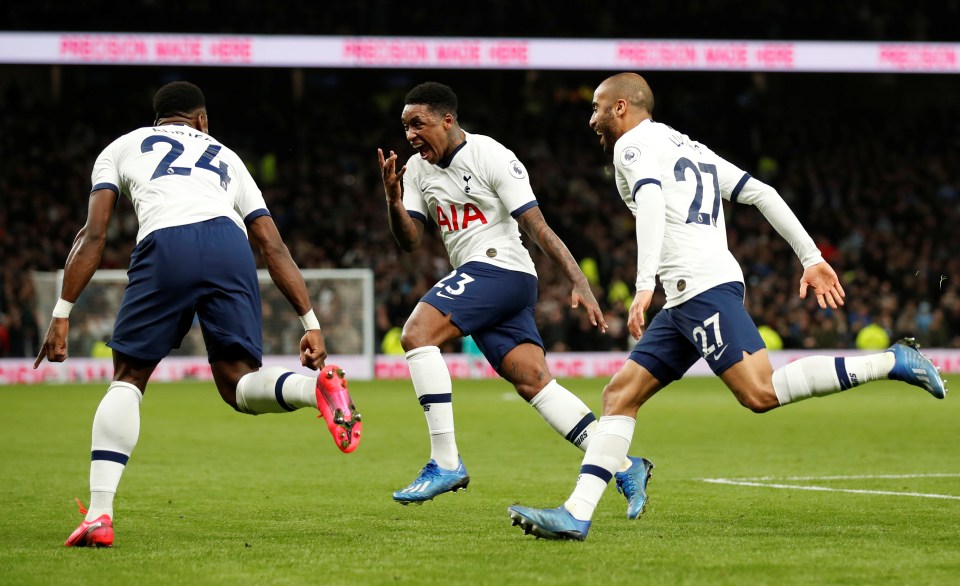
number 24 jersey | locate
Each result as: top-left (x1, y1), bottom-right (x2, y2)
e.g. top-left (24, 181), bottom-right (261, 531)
top-left (91, 125), bottom-right (268, 243)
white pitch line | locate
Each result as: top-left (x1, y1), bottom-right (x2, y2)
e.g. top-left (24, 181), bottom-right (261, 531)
top-left (702, 478), bottom-right (960, 501)
top-left (736, 473), bottom-right (960, 481)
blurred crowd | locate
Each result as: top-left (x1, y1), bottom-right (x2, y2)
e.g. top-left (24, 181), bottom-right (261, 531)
top-left (4, 0), bottom-right (958, 42)
top-left (0, 66), bottom-right (957, 358)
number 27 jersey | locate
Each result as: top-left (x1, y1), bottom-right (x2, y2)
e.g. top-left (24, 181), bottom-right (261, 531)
top-left (91, 126), bottom-right (268, 243)
top-left (614, 119), bottom-right (748, 308)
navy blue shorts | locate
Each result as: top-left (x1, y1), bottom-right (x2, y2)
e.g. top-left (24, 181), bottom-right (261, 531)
top-left (630, 282), bottom-right (764, 385)
top-left (109, 217), bottom-right (263, 364)
top-left (420, 261), bottom-right (543, 371)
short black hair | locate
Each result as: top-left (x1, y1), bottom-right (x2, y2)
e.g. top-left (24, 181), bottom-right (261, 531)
top-left (153, 81), bottom-right (206, 120)
top-left (404, 82), bottom-right (458, 118)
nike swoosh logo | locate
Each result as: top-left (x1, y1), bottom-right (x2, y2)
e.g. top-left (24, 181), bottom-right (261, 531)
top-left (711, 345), bottom-right (728, 360)
top-left (436, 292), bottom-right (453, 299)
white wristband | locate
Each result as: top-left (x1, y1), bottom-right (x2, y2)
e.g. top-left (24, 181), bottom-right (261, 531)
top-left (299, 309), bottom-right (321, 331)
top-left (52, 298), bottom-right (74, 319)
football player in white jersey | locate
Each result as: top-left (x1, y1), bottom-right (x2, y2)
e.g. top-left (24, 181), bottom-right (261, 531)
top-left (508, 72), bottom-right (947, 541)
top-left (34, 81), bottom-right (361, 548)
top-left (378, 82), bottom-right (653, 513)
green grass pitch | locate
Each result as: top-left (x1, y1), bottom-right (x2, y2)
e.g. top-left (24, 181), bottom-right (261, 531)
top-left (1, 374), bottom-right (959, 585)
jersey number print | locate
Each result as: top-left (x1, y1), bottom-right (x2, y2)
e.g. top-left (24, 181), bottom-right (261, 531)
top-left (674, 157), bottom-right (720, 226)
top-left (141, 136), bottom-right (232, 190)
top-left (692, 312), bottom-right (726, 359)
top-left (434, 270), bottom-right (475, 300)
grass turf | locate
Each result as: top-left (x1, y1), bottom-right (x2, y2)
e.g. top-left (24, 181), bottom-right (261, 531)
top-left (1, 374), bottom-right (958, 585)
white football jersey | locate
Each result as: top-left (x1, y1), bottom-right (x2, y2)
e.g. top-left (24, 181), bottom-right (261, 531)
top-left (613, 120), bottom-right (749, 307)
top-left (402, 132), bottom-right (538, 276)
top-left (91, 125), bottom-right (267, 243)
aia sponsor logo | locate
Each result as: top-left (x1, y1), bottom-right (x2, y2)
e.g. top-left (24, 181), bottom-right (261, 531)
top-left (436, 203), bottom-right (488, 232)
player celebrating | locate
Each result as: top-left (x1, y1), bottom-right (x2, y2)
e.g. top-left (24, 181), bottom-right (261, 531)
top-left (507, 72), bottom-right (947, 541)
top-left (35, 81), bottom-right (361, 548)
top-left (378, 82), bottom-right (653, 514)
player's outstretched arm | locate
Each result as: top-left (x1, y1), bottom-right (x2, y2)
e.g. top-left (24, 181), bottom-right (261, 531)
top-left (247, 215), bottom-right (327, 369)
top-left (516, 207), bottom-right (608, 332)
top-left (35, 188), bottom-right (116, 368)
top-left (378, 148), bottom-right (423, 251)
top-left (799, 261), bottom-right (846, 309)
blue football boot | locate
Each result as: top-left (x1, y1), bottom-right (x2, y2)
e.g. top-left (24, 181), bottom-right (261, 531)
top-left (393, 459), bottom-right (469, 504)
top-left (615, 456), bottom-right (655, 519)
top-left (507, 505), bottom-right (590, 541)
top-left (887, 337), bottom-right (947, 399)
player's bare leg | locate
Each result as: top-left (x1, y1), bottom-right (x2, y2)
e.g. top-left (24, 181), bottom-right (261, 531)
top-left (601, 360), bottom-right (663, 418)
top-left (211, 355), bottom-right (260, 408)
top-left (498, 343), bottom-right (552, 401)
top-left (720, 350), bottom-right (779, 413)
top-left (399, 302), bottom-right (464, 351)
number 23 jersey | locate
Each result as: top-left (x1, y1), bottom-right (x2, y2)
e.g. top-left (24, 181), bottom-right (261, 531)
top-left (614, 119), bottom-right (749, 308)
top-left (91, 126), bottom-right (268, 243)
top-left (402, 132), bottom-right (538, 277)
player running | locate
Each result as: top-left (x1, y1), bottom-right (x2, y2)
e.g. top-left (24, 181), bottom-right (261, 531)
top-left (378, 82), bottom-right (653, 514)
top-left (508, 72), bottom-right (947, 541)
top-left (35, 81), bottom-right (360, 548)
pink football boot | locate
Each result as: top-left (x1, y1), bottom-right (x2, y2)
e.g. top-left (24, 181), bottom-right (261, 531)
top-left (315, 365), bottom-right (362, 453)
top-left (65, 499), bottom-right (114, 547)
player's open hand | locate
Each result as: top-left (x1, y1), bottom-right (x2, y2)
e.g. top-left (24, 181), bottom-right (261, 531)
top-left (628, 290), bottom-right (654, 340)
top-left (300, 330), bottom-right (327, 370)
top-left (34, 317), bottom-right (70, 368)
top-left (799, 261), bottom-right (846, 309)
top-left (378, 148), bottom-right (406, 203)
top-left (570, 282), bottom-right (608, 333)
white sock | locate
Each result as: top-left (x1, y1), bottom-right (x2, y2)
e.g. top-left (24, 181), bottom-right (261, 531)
top-left (529, 380), bottom-right (632, 472)
top-left (529, 380), bottom-right (597, 449)
top-left (564, 415), bottom-right (635, 521)
top-left (87, 381), bottom-right (142, 521)
top-left (845, 352), bottom-right (896, 384)
top-left (772, 353), bottom-right (895, 405)
top-left (407, 346), bottom-right (459, 470)
top-left (235, 367), bottom-right (316, 414)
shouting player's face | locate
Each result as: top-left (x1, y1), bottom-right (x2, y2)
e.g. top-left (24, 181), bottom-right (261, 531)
top-left (402, 104), bottom-right (454, 165)
top-left (589, 87), bottom-right (619, 155)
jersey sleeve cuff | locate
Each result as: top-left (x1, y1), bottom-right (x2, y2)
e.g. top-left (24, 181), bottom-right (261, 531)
top-left (92, 182), bottom-right (121, 208)
top-left (243, 208), bottom-right (272, 227)
top-left (631, 178), bottom-right (662, 201)
top-left (407, 210), bottom-right (427, 223)
top-left (801, 254), bottom-right (826, 269)
top-left (92, 182), bottom-right (119, 195)
top-left (635, 279), bottom-right (656, 292)
top-left (510, 200), bottom-right (539, 218)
